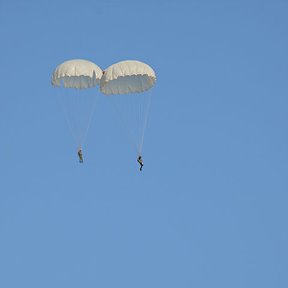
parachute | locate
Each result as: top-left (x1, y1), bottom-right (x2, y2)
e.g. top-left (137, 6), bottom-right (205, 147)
top-left (52, 59), bottom-right (103, 150)
top-left (101, 60), bottom-right (156, 156)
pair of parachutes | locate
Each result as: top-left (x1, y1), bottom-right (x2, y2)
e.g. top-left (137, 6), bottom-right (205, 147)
top-left (51, 59), bottom-right (156, 164)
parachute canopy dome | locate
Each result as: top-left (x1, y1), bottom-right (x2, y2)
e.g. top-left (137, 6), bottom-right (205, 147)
top-left (100, 60), bottom-right (156, 95)
top-left (52, 59), bottom-right (103, 89)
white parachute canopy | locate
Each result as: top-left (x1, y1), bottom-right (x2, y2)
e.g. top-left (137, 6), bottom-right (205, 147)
top-left (52, 59), bottom-right (103, 89)
top-left (100, 60), bottom-right (156, 95)
top-left (52, 59), bottom-right (103, 148)
top-left (101, 60), bottom-right (156, 155)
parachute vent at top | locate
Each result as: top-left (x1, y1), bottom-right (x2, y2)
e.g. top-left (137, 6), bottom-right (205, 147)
top-left (52, 59), bottom-right (103, 89)
top-left (100, 60), bottom-right (156, 95)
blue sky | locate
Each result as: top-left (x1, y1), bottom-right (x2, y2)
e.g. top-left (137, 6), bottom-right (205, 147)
top-left (0, 0), bottom-right (288, 287)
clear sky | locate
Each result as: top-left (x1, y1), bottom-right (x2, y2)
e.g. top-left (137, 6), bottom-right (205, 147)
top-left (0, 0), bottom-right (288, 287)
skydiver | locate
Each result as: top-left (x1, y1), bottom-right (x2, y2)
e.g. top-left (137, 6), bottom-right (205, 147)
top-left (137, 155), bottom-right (143, 171)
top-left (77, 147), bottom-right (83, 163)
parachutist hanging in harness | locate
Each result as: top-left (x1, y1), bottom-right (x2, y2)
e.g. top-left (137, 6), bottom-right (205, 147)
top-left (78, 148), bottom-right (83, 163)
top-left (137, 155), bottom-right (143, 171)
